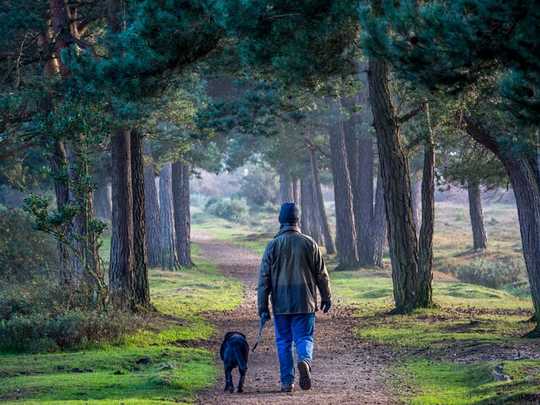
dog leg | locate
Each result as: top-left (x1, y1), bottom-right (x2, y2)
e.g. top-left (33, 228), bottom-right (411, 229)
top-left (224, 366), bottom-right (234, 393)
top-left (237, 368), bottom-right (246, 393)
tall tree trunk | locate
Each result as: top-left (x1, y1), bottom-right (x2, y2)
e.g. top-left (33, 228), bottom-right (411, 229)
top-left (370, 170), bottom-right (387, 267)
top-left (367, 56), bottom-right (419, 313)
top-left (50, 140), bottom-right (73, 285)
top-left (172, 161), bottom-right (192, 267)
top-left (357, 137), bottom-right (375, 265)
top-left (109, 128), bottom-right (135, 310)
top-left (94, 180), bottom-right (112, 221)
top-left (310, 148), bottom-right (336, 254)
top-left (411, 172), bottom-right (422, 231)
top-left (343, 96), bottom-right (377, 265)
top-left (329, 100), bottom-right (358, 268)
top-left (130, 130), bottom-right (150, 308)
top-left (144, 146), bottom-right (161, 266)
top-left (417, 105), bottom-right (435, 308)
top-left (292, 177), bottom-right (300, 204)
top-left (465, 116), bottom-right (540, 335)
top-left (67, 140), bottom-right (105, 304)
top-left (159, 163), bottom-right (178, 270)
top-left (278, 163), bottom-right (294, 203)
top-left (467, 180), bottom-right (488, 250)
top-left (300, 161), bottom-right (323, 244)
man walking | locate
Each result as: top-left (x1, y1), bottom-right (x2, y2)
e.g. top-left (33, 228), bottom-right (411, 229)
top-left (258, 202), bottom-right (332, 392)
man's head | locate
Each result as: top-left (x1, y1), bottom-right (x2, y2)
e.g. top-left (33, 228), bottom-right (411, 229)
top-left (279, 202), bottom-right (299, 225)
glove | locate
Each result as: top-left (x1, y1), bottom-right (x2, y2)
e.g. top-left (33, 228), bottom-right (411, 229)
top-left (260, 311), bottom-right (271, 324)
top-left (320, 300), bottom-right (331, 313)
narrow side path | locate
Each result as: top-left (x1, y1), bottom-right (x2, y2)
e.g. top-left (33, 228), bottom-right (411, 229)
top-left (194, 231), bottom-right (396, 404)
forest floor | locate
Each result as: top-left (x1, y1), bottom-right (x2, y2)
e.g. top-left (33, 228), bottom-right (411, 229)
top-left (194, 230), bottom-right (396, 404)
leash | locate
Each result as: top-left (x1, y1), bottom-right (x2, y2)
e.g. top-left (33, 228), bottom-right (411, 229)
top-left (251, 317), bottom-right (268, 352)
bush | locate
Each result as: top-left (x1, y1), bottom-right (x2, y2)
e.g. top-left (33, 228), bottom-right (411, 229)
top-left (0, 208), bottom-right (58, 281)
top-left (204, 197), bottom-right (249, 223)
top-left (0, 310), bottom-right (131, 352)
top-left (0, 280), bottom-right (136, 353)
top-left (453, 258), bottom-right (524, 289)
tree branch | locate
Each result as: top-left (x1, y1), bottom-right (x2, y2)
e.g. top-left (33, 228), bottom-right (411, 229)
top-left (397, 103), bottom-right (426, 124)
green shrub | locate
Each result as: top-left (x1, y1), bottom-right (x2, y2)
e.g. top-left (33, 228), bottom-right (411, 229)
top-left (0, 208), bottom-right (58, 281)
top-left (0, 310), bottom-right (132, 352)
top-left (453, 258), bottom-right (524, 289)
top-left (0, 279), bottom-right (136, 353)
top-left (204, 197), bottom-right (249, 223)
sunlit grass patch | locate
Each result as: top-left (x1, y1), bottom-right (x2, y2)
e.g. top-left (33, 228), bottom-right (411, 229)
top-left (0, 346), bottom-right (214, 404)
top-left (402, 359), bottom-right (540, 405)
top-left (192, 213), bottom-right (271, 255)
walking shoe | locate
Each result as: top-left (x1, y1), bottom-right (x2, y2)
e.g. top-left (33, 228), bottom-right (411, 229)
top-left (281, 384), bottom-right (294, 392)
top-left (297, 361), bottom-right (312, 390)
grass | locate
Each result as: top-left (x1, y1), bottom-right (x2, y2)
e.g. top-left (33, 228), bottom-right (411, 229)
top-left (0, 244), bottom-right (243, 404)
top-left (402, 359), bottom-right (540, 405)
top-left (331, 270), bottom-right (539, 404)
top-left (192, 212), bottom-right (272, 255)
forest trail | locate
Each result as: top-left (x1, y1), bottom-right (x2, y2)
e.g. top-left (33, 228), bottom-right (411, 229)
top-left (194, 231), bottom-right (396, 404)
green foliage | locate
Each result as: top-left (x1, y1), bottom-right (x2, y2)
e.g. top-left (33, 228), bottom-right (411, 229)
top-left (0, 208), bottom-right (58, 280)
top-left (68, 0), bottom-right (221, 109)
top-left (361, 0), bottom-right (540, 124)
top-left (214, 0), bottom-right (359, 85)
top-left (204, 197), bottom-right (249, 223)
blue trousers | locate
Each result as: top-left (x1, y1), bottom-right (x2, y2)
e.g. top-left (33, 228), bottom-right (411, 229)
top-left (273, 313), bottom-right (315, 386)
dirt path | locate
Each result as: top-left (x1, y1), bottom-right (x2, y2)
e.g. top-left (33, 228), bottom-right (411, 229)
top-left (194, 232), bottom-right (396, 405)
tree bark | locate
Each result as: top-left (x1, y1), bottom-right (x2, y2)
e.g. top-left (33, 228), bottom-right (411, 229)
top-left (109, 128), bottom-right (135, 310)
top-left (370, 170), bottom-right (387, 267)
top-left (310, 148), bottom-right (336, 254)
top-left (172, 161), bottom-right (192, 267)
top-left (467, 180), bottom-right (488, 250)
top-left (329, 100), bottom-right (358, 268)
top-left (67, 140), bottom-right (105, 303)
top-left (368, 56), bottom-right (419, 313)
top-left (300, 160), bottom-right (323, 244)
top-left (144, 146), bottom-right (161, 266)
top-left (357, 137), bottom-right (376, 265)
top-left (465, 116), bottom-right (540, 335)
top-left (94, 180), bottom-right (112, 221)
top-left (159, 163), bottom-right (179, 270)
top-left (50, 140), bottom-right (72, 285)
top-left (130, 130), bottom-right (150, 308)
top-left (411, 171), bottom-right (422, 231)
top-left (292, 177), bottom-right (300, 204)
top-left (278, 163), bottom-right (294, 204)
top-left (417, 105), bottom-right (435, 308)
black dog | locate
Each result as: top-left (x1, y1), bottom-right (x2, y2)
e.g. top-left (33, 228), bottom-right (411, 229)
top-left (220, 331), bottom-right (249, 393)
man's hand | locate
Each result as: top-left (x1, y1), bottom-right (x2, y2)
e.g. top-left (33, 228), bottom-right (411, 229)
top-left (320, 300), bottom-right (331, 313)
top-left (260, 311), bottom-right (271, 324)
